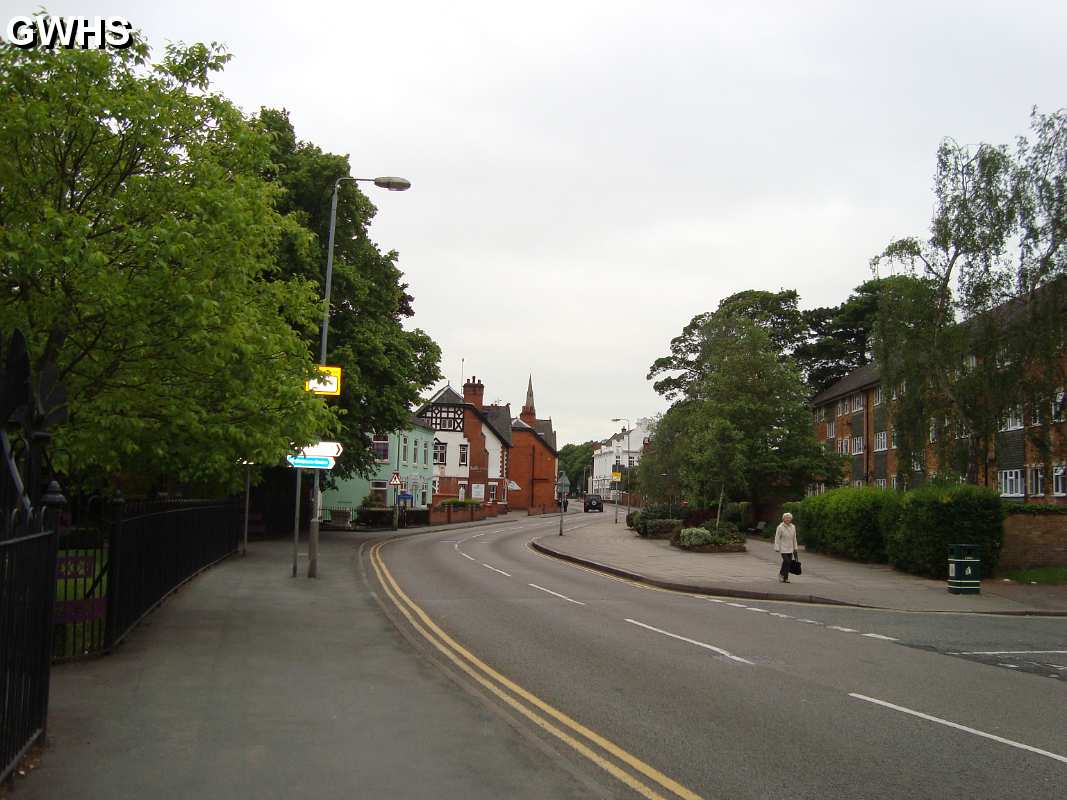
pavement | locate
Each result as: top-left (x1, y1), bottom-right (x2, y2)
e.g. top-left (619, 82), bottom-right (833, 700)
top-left (17, 517), bottom-right (595, 800)
top-left (533, 512), bottom-right (1067, 614)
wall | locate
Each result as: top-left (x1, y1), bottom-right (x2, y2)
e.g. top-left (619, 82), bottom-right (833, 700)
top-left (999, 513), bottom-right (1067, 571)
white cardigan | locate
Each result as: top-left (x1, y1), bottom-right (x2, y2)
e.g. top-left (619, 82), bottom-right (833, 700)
top-left (774, 523), bottom-right (798, 554)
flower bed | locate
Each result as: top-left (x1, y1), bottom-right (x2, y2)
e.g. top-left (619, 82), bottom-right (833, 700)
top-left (671, 524), bottom-right (747, 553)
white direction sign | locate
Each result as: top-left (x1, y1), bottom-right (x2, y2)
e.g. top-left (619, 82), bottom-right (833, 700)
top-left (388, 472), bottom-right (403, 487)
top-left (299, 440), bottom-right (344, 458)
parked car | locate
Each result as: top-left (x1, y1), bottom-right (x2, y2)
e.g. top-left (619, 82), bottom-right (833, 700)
top-left (584, 494), bottom-right (603, 512)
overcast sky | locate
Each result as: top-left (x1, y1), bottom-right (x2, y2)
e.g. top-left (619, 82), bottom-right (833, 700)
top-left (7, 1), bottom-right (1067, 446)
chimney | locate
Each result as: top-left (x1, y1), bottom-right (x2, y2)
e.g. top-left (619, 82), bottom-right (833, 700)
top-left (463, 375), bottom-right (485, 409)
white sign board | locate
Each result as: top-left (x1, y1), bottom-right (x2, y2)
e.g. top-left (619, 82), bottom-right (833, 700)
top-left (388, 472), bottom-right (403, 487)
top-left (471, 483), bottom-right (485, 500)
top-left (299, 441), bottom-right (344, 458)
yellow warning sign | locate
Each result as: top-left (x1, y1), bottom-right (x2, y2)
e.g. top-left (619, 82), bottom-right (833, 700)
top-left (306, 365), bottom-right (342, 396)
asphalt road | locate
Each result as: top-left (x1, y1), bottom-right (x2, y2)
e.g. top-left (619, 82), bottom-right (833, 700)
top-left (372, 509), bottom-right (1067, 800)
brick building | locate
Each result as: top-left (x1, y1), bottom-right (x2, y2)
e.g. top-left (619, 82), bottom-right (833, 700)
top-left (507, 377), bottom-right (559, 510)
top-left (416, 377), bottom-right (512, 508)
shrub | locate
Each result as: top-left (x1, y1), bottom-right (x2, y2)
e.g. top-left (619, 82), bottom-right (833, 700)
top-left (626, 510), bottom-right (639, 529)
top-left (676, 526), bottom-right (746, 548)
top-left (645, 518), bottom-right (682, 539)
top-left (886, 484), bottom-right (1004, 578)
top-left (782, 488), bottom-right (897, 562)
top-left (1005, 503), bottom-right (1067, 515)
top-left (439, 498), bottom-right (482, 508)
top-left (701, 519), bottom-right (740, 536)
top-left (636, 505), bottom-right (669, 536)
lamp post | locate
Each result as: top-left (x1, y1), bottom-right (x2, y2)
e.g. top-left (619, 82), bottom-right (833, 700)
top-left (307, 175), bottom-right (410, 578)
top-left (612, 417), bottom-right (632, 524)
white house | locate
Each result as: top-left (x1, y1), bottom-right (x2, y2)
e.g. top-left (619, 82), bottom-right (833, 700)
top-left (589, 418), bottom-right (652, 500)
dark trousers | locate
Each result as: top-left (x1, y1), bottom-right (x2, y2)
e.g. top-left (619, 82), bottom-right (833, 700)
top-left (779, 552), bottom-right (793, 576)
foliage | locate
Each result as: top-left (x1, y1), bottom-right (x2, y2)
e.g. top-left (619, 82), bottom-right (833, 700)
top-left (786, 487), bottom-right (898, 562)
top-left (885, 484), bottom-right (1004, 578)
top-left (559, 441), bottom-right (596, 493)
top-left (1003, 566), bottom-right (1067, 585)
top-left (645, 518), bottom-right (683, 539)
top-left (439, 498), bottom-right (482, 507)
top-left (1004, 503), bottom-right (1067, 515)
top-left (257, 109), bottom-right (441, 480)
top-left (626, 510), bottom-right (639, 529)
top-left (676, 526), bottom-right (745, 548)
top-left (700, 519), bottom-right (740, 536)
top-left (0, 32), bottom-right (335, 492)
top-left (794, 279), bottom-right (884, 395)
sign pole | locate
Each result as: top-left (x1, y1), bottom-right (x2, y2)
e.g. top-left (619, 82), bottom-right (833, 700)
top-left (292, 469), bottom-right (302, 578)
top-left (242, 463), bottom-right (251, 556)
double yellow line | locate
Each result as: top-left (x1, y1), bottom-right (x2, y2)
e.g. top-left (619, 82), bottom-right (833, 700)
top-left (369, 541), bottom-right (703, 800)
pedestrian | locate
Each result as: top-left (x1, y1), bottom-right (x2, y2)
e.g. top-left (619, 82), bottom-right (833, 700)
top-left (774, 512), bottom-right (799, 583)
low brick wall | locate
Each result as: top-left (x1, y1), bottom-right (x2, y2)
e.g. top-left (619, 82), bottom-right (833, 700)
top-left (429, 507), bottom-right (449, 525)
top-left (999, 513), bottom-right (1067, 571)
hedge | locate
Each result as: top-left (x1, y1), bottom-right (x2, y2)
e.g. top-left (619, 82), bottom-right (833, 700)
top-left (676, 526), bottom-right (746, 548)
top-left (701, 519), bottom-right (740, 536)
top-left (886, 484), bottom-right (1004, 578)
top-left (1004, 502), bottom-right (1067, 515)
top-left (439, 498), bottom-right (482, 508)
top-left (796, 487), bottom-right (898, 562)
top-left (626, 510), bottom-right (640, 529)
top-left (644, 519), bottom-right (682, 539)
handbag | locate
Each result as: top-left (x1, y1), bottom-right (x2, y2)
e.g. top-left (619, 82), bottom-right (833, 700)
top-left (789, 556), bottom-right (802, 575)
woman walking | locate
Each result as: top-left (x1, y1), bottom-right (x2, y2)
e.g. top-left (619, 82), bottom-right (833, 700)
top-left (774, 512), bottom-right (799, 583)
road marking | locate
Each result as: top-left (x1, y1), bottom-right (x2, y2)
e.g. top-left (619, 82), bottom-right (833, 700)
top-left (370, 543), bottom-right (702, 800)
top-left (827, 625), bottom-right (858, 633)
top-left (1000, 663), bottom-right (1020, 668)
top-left (849, 693), bottom-right (1067, 765)
top-left (797, 618), bottom-right (821, 624)
top-left (725, 602), bottom-right (749, 608)
top-left (768, 612), bottom-right (793, 619)
top-left (744, 607), bottom-right (769, 613)
top-left (460, 552), bottom-right (476, 561)
top-left (705, 598), bottom-right (725, 604)
top-left (625, 619), bottom-right (754, 665)
top-left (528, 583), bottom-right (585, 605)
top-left (952, 650), bottom-right (1067, 656)
top-left (861, 633), bottom-right (898, 641)
top-left (482, 563), bottom-right (511, 577)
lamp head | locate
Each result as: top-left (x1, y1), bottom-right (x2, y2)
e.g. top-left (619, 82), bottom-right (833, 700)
top-left (373, 176), bottom-right (411, 191)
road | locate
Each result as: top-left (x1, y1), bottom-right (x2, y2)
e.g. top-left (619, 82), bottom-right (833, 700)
top-left (370, 507), bottom-right (1067, 800)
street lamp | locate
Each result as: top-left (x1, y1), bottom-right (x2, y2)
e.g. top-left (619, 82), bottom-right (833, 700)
top-left (611, 418), bottom-right (631, 525)
top-left (306, 174), bottom-right (411, 579)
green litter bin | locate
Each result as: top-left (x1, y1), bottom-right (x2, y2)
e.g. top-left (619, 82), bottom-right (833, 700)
top-left (948, 544), bottom-right (981, 595)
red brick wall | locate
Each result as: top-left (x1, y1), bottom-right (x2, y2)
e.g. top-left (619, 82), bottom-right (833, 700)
top-left (508, 429), bottom-right (557, 510)
top-left (999, 513), bottom-right (1067, 571)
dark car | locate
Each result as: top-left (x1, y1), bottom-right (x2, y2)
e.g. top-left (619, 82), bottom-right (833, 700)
top-left (584, 494), bottom-right (604, 512)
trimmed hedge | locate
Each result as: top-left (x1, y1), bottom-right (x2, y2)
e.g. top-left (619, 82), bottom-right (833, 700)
top-left (701, 519), bottom-right (740, 536)
top-left (677, 526), bottom-right (746, 548)
top-left (626, 510), bottom-right (640, 529)
top-left (793, 487), bottom-right (898, 562)
top-left (886, 484), bottom-right (1005, 578)
top-left (645, 518), bottom-right (682, 539)
top-left (439, 498), bottom-right (482, 507)
top-left (1005, 502), bottom-right (1067, 515)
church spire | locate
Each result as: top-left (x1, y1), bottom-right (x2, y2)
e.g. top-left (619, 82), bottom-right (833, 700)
top-left (525, 375), bottom-right (535, 414)
top-left (520, 374), bottom-right (537, 425)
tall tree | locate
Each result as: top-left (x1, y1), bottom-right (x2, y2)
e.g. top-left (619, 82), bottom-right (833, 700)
top-left (795, 279), bottom-right (884, 395)
top-left (558, 441), bottom-right (595, 493)
top-left (257, 109), bottom-right (442, 478)
top-left (0, 33), bottom-right (333, 491)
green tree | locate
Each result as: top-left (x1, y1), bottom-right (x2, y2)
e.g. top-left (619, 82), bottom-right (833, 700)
top-left (795, 279), bottom-right (884, 395)
top-left (558, 441), bottom-right (595, 493)
top-left (257, 109), bottom-right (442, 479)
top-left (0, 33), bottom-right (334, 491)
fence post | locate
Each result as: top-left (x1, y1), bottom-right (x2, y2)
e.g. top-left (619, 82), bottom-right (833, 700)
top-left (38, 480), bottom-right (66, 742)
top-left (103, 492), bottom-right (125, 652)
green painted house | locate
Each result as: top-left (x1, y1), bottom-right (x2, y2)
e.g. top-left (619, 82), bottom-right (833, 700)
top-left (323, 416), bottom-right (436, 515)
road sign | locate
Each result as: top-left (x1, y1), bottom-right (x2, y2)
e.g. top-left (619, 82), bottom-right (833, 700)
top-left (305, 365), bottom-right (343, 396)
top-left (299, 441), bottom-right (344, 458)
top-left (556, 473), bottom-right (570, 495)
top-left (398, 492), bottom-right (413, 501)
top-left (611, 470), bottom-right (621, 482)
top-left (286, 455), bottom-right (335, 470)
top-left (388, 472), bottom-right (402, 487)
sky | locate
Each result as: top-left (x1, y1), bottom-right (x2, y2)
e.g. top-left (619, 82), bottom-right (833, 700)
top-left (6, 1), bottom-right (1066, 446)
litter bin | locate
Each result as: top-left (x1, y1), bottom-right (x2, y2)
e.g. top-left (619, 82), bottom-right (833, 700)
top-left (948, 544), bottom-right (981, 594)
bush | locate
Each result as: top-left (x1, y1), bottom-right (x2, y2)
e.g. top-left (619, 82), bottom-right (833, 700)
top-left (676, 526), bottom-right (746, 548)
top-left (626, 510), bottom-right (640, 529)
top-left (636, 505), bottom-right (670, 536)
top-left (1005, 503), bottom-right (1067, 515)
top-left (886, 484), bottom-right (1004, 578)
top-left (701, 519), bottom-right (740, 536)
top-left (782, 488), bottom-right (897, 562)
top-left (644, 518), bottom-right (682, 539)
top-left (439, 498), bottom-right (482, 508)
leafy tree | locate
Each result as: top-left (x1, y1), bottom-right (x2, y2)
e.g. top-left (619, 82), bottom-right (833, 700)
top-left (257, 109), bottom-right (442, 479)
top-left (795, 279), bottom-right (884, 395)
top-left (558, 441), bottom-right (595, 493)
top-left (0, 33), bottom-right (334, 491)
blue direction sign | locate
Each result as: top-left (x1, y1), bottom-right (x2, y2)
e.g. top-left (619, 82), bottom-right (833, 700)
top-left (286, 455), bottom-right (335, 470)
top-left (398, 492), bottom-right (413, 501)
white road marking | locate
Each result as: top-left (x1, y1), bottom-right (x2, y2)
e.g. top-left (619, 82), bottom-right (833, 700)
top-left (528, 584), bottom-right (585, 605)
top-left (726, 602), bottom-right (749, 608)
top-left (460, 552), bottom-right (476, 561)
top-left (953, 650), bottom-right (1067, 656)
top-left (828, 625), bottom-right (858, 633)
top-left (861, 633), bottom-right (898, 641)
top-left (625, 619), bottom-right (754, 665)
top-left (745, 607), bottom-right (769, 613)
top-left (482, 563), bottom-right (511, 577)
top-left (705, 598), bottom-right (726, 603)
top-left (1000, 664), bottom-right (1020, 668)
top-left (797, 618), bottom-right (821, 624)
top-left (849, 693), bottom-right (1067, 765)
top-left (768, 612), bottom-right (793, 619)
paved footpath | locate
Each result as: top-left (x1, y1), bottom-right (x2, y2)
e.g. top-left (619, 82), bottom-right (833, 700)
top-left (535, 515), bottom-right (1067, 614)
top-left (19, 522), bottom-right (595, 800)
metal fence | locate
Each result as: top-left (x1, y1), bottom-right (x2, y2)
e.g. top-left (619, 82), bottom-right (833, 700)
top-left (51, 498), bottom-right (240, 659)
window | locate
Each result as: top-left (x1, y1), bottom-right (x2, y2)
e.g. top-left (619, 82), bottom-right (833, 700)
top-left (957, 420), bottom-right (970, 439)
top-left (1001, 407), bottom-right (1023, 431)
top-left (874, 431), bottom-right (888, 452)
top-left (852, 393), bottom-right (864, 412)
top-left (964, 354), bottom-right (977, 372)
top-left (891, 474), bottom-right (899, 490)
top-left (851, 436), bottom-right (864, 455)
top-left (875, 478), bottom-right (887, 489)
top-left (838, 438), bottom-right (849, 455)
top-left (912, 454), bottom-right (924, 472)
top-left (370, 480), bottom-right (388, 506)
top-left (458, 444), bottom-right (468, 467)
top-left (1054, 465), bottom-right (1065, 497)
top-left (372, 434), bottom-right (389, 462)
top-left (1053, 389), bottom-right (1066, 423)
top-left (929, 421), bottom-right (937, 443)
top-left (458, 482), bottom-right (467, 501)
top-left (489, 484), bottom-right (497, 503)
top-left (891, 430), bottom-right (898, 449)
top-left (402, 436), bottom-right (409, 463)
top-left (873, 386), bottom-right (883, 406)
top-left (998, 469), bottom-right (1023, 497)
top-left (628, 456), bottom-right (635, 468)
top-left (837, 399), bottom-right (848, 417)
top-left (1030, 403), bottom-right (1041, 427)
top-left (853, 480), bottom-right (864, 488)
top-left (433, 439), bottom-right (447, 465)
top-left (423, 441), bottom-right (429, 465)
top-left (1026, 465), bottom-right (1044, 497)
top-left (421, 490), bottom-right (428, 506)
top-left (826, 420), bottom-right (835, 439)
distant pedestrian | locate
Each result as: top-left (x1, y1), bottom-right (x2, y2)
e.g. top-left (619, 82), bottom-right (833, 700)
top-left (563, 498), bottom-right (569, 512)
top-left (774, 512), bottom-right (799, 583)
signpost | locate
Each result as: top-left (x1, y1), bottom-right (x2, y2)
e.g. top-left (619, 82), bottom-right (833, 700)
top-left (555, 473), bottom-right (570, 536)
top-left (298, 441), bottom-right (343, 458)
top-left (286, 455), bottom-right (335, 470)
top-left (388, 472), bottom-right (402, 487)
top-left (305, 365), bottom-right (343, 396)
top-left (612, 469), bottom-right (622, 523)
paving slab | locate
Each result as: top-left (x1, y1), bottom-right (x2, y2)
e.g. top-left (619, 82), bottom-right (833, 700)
top-left (536, 517), bottom-right (1067, 615)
